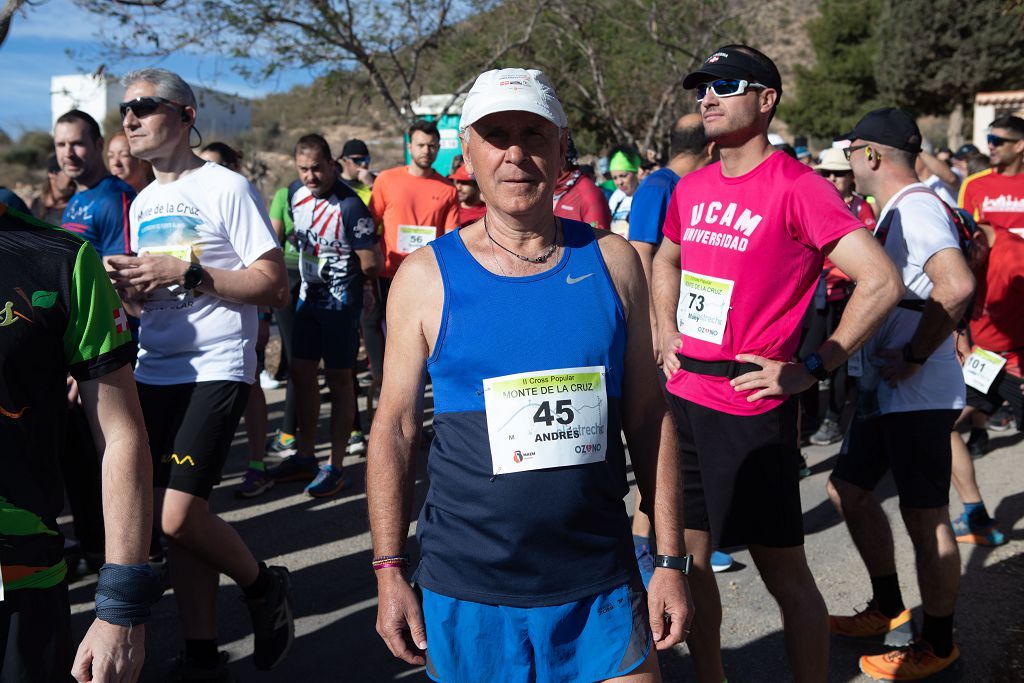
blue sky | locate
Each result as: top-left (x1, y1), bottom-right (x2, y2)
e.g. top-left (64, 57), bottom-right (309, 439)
top-left (0, 0), bottom-right (318, 136)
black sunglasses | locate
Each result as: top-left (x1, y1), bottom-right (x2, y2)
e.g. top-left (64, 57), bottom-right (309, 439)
top-left (987, 133), bottom-right (1022, 148)
top-left (345, 155), bottom-right (370, 165)
top-left (119, 96), bottom-right (184, 120)
top-left (843, 144), bottom-right (869, 161)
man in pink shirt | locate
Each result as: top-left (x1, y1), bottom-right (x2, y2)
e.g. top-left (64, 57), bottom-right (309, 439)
top-left (651, 45), bottom-right (903, 683)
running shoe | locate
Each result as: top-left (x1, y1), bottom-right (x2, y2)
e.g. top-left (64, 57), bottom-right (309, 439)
top-left (710, 550), bottom-right (734, 573)
top-left (859, 640), bottom-right (960, 681)
top-left (244, 565), bottom-right (294, 671)
top-left (988, 403), bottom-right (1012, 432)
top-left (966, 428), bottom-right (989, 457)
top-left (809, 418), bottom-right (842, 446)
top-left (634, 542), bottom-right (654, 589)
top-left (267, 455), bottom-right (318, 483)
top-left (236, 468), bottom-right (274, 499)
top-left (347, 430), bottom-right (367, 455)
top-left (304, 464), bottom-right (351, 498)
top-left (167, 650), bottom-right (233, 682)
top-left (798, 454), bottom-right (812, 479)
top-left (830, 601), bottom-right (913, 641)
top-left (952, 512), bottom-right (1006, 546)
top-left (265, 431), bottom-right (297, 458)
top-left (259, 370), bottom-right (281, 390)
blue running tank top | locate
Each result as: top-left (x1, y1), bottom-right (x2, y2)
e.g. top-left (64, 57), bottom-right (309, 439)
top-left (414, 219), bottom-right (636, 607)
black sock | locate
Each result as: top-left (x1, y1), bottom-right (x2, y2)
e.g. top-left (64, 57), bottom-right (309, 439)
top-left (185, 639), bottom-right (219, 667)
top-left (870, 573), bottom-right (905, 618)
top-left (921, 611), bottom-right (954, 658)
top-left (242, 562), bottom-right (273, 599)
top-left (968, 427), bottom-right (987, 444)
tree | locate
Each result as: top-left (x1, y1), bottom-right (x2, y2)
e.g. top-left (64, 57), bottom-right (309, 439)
top-left (777, 0), bottom-right (882, 140)
top-left (875, 0), bottom-right (1024, 146)
top-left (0, 0), bottom-right (29, 49)
top-left (75, 0), bottom-right (548, 129)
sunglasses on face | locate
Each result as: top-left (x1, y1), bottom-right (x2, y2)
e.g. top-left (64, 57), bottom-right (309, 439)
top-left (119, 96), bottom-right (184, 120)
top-left (843, 144), bottom-right (870, 161)
top-left (695, 79), bottom-right (767, 102)
top-left (821, 170), bottom-right (853, 179)
top-left (987, 133), bottom-right (1022, 148)
top-left (345, 155), bottom-right (370, 166)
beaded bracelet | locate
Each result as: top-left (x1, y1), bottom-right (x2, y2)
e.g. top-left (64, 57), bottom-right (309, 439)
top-left (372, 554), bottom-right (410, 571)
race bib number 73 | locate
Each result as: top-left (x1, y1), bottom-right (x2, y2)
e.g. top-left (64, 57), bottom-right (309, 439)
top-left (677, 271), bottom-right (734, 344)
top-left (483, 366), bottom-right (608, 476)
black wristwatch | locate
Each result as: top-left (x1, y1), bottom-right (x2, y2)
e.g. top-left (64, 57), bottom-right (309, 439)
top-left (653, 554), bottom-right (693, 575)
top-left (183, 262), bottom-right (204, 290)
top-left (902, 342), bottom-right (928, 365)
top-left (802, 352), bottom-right (829, 381)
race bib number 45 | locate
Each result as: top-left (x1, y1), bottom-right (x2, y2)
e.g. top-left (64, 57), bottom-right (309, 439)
top-left (677, 271), bottom-right (734, 344)
top-left (397, 225), bottom-right (437, 254)
top-left (483, 366), bottom-right (608, 476)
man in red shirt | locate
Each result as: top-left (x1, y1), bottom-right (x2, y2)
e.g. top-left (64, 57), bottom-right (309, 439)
top-left (553, 137), bottom-right (612, 230)
top-left (959, 115), bottom-right (1024, 236)
top-left (450, 164), bottom-right (486, 225)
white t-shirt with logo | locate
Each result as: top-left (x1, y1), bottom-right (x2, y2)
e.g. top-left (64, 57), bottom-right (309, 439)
top-left (866, 183), bottom-right (966, 413)
top-left (129, 162), bottom-right (280, 385)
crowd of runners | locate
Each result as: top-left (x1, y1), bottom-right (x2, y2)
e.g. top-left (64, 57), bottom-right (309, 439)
top-left (0, 40), bottom-right (1022, 683)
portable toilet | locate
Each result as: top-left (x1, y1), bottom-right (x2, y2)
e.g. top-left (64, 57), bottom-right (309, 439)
top-left (404, 93), bottom-right (467, 176)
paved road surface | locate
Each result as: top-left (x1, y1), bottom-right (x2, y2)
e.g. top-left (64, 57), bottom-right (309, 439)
top-left (66, 379), bottom-right (1024, 682)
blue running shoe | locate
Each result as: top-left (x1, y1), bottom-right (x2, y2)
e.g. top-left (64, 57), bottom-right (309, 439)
top-left (268, 455), bottom-right (318, 483)
top-left (634, 541), bottom-right (654, 589)
top-left (711, 550), bottom-right (734, 573)
top-left (952, 512), bottom-right (1006, 546)
top-left (305, 464), bottom-right (351, 498)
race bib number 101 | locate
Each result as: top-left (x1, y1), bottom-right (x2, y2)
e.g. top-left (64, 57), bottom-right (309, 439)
top-left (677, 271), bottom-right (734, 344)
top-left (483, 366), bottom-right (608, 476)
top-left (963, 347), bottom-right (1006, 394)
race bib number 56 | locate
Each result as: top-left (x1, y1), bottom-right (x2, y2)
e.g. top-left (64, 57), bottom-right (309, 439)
top-left (677, 271), bottom-right (734, 344)
top-left (483, 366), bottom-right (608, 476)
top-left (397, 225), bottom-right (437, 254)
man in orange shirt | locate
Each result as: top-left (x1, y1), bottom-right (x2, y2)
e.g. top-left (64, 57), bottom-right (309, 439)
top-left (959, 115), bottom-right (1024, 236)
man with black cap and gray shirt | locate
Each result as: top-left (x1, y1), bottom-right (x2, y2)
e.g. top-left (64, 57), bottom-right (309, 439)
top-left (826, 108), bottom-right (975, 681)
top-left (651, 45), bottom-right (903, 682)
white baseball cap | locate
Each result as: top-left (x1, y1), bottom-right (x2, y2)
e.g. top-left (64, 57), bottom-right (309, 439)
top-left (459, 68), bottom-right (568, 133)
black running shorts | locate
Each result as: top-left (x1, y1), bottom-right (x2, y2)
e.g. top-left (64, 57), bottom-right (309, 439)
top-left (831, 409), bottom-right (960, 509)
top-left (138, 380), bottom-right (250, 499)
top-left (665, 393), bottom-right (804, 549)
top-left (966, 371), bottom-right (1023, 428)
top-left (0, 585), bottom-right (71, 683)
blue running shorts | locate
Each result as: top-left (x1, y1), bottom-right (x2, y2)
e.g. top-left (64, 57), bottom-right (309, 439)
top-left (421, 579), bottom-right (651, 683)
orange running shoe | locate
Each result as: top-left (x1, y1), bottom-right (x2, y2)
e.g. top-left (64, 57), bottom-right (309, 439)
top-left (859, 640), bottom-right (960, 680)
top-left (829, 601), bottom-right (912, 640)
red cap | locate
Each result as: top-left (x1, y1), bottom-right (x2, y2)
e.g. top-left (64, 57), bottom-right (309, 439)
top-left (450, 165), bottom-right (474, 182)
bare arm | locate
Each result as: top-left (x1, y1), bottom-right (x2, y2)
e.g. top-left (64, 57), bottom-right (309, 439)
top-left (72, 363), bottom-right (152, 682)
top-left (597, 232), bottom-right (691, 648)
top-left (357, 244), bottom-right (385, 280)
top-left (732, 228), bottom-right (904, 400)
top-left (108, 249), bottom-right (289, 309)
top-left (920, 149), bottom-right (959, 188)
top-left (270, 218), bottom-right (286, 245)
top-left (630, 240), bottom-right (660, 357)
top-left (368, 249), bottom-right (442, 667)
top-left (651, 238), bottom-right (683, 377)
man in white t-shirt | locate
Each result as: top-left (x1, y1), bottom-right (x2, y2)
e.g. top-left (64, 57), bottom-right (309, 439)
top-left (827, 109), bottom-right (976, 681)
top-left (107, 68), bottom-right (294, 679)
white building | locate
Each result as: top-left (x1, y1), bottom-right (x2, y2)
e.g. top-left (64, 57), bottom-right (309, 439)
top-left (50, 74), bottom-right (251, 140)
top-left (973, 90), bottom-right (1024, 148)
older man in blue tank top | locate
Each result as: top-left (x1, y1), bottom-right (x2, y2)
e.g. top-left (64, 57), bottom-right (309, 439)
top-left (367, 68), bottom-right (693, 683)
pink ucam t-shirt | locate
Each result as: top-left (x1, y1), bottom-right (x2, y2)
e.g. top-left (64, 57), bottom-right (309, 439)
top-left (663, 151), bottom-right (864, 416)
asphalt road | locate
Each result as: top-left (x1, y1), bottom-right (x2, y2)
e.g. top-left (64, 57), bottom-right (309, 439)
top-left (66, 379), bottom-right (1024, 682)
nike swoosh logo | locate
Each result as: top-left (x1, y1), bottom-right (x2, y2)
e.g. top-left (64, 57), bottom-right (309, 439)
top-left (566, 273), bottom-right (594, 285)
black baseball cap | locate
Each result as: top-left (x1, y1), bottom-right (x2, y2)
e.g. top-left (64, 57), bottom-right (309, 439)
top-left (341, 139), bottom-right (370, 157)
top-left (682, 44), bottom-right (783, 96)
top-left (841, 108), bottom-right (922, 153)
top-left (953, 143), bottom-right (979, 159)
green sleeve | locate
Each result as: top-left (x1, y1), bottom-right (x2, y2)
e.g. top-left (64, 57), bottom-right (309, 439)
top-left (269, 187), bottom-right (294, 236)
top-left (63, 242), bottom-right (134, 380)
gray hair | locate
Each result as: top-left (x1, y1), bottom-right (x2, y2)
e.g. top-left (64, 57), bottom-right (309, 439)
top-left (122, 68), bottom-right (197, 111)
